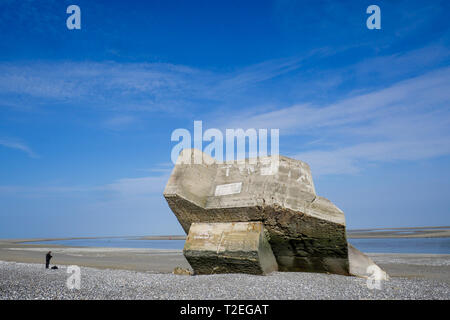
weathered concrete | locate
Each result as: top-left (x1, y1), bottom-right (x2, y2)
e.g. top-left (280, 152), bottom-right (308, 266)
top-left (164, 149), bottom-right (385, 277)
top-left (348, 243), bottom-right (389, 279)
top-left (184, 222), bottom-right (278, 275)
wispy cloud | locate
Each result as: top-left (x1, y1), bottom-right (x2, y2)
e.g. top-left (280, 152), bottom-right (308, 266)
top-left (2, 44), bottom-right (446, 116)
top-left (0, 57), bottom-right (307, 114)
top-left (0, 138), bottom-right (38, 158)
top-left (0, 62), bottom-right (202, 111)
top-left (346, 44), bottom-right (450, 86)
top-left (211, 56), bottom-right (305, 94)
top-left (102, 115), bottom-right (137, 130)
top-left (0, 173), bottom-right (169, 198)
top-left (225, 67), bottom-right (450, 130)
top-left (103, 175), bottom-right (168, 196)
top-left (1, 45), bottom-right (448, 176)
top-left (138, 162), bottom-right (174, 174)
top-left (221, 67), bottom-right (450, 175)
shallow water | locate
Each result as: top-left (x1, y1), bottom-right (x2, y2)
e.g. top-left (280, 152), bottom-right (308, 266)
top-left (348, 237), bottom-right (450, 254)
top-left (30, 237), bottom-right (450, 254)
top-left (31, 238), bottom-right (185, 250)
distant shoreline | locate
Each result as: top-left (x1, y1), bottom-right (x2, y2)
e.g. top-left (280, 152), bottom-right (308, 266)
top-left (1, 226), bottom-right (449, 244)
top-left (0, 235), bottom-right (187, 244)
top-left (346, 226), bottom-right (450, 239)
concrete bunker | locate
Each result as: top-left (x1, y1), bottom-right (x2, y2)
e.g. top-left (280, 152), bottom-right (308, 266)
top-left (164, 149), bottom-right (386, 277)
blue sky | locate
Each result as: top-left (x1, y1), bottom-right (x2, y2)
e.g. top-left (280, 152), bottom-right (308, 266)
top-left (0, 0), bottom-right (449, 238)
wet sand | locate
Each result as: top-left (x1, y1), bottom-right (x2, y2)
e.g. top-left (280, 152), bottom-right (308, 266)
top-left (0, 239), bottom-right (190, 273)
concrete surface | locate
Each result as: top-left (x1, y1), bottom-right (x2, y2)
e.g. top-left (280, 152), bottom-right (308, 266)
top-left (184, 222), bottom-right (278, 275)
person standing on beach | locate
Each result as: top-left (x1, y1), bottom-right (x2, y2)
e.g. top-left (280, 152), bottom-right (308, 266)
top-left (45, 251), bottom-right (52, 269)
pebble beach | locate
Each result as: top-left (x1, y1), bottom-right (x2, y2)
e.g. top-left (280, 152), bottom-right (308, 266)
top-left (1, 257), bottom-right (449, 300)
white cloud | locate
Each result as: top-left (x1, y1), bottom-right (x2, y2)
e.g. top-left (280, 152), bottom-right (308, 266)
top-left (0, 138), bottom-right (38, 158)
top-left (1, 47), bottom-right (449, 176)
top-left (0, 57), bottom-right (306, 114)
top-left (0, 174), bottom-right (169, 199)
top-left (350, 44), bottom-right (450, 81)
top-left (212, 56), bottom-right (304, 94)
top-left (104, 175), bottom-right (168, 196)
top-left (220, 67), bottom-right (450, 175)
top-left (102, 115), bottom-right (137, 130)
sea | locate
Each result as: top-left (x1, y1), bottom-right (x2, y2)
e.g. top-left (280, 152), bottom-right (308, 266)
top-left (30, 237), bottom-right (450, 254)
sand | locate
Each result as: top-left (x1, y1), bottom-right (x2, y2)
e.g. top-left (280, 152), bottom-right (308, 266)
top-left (1, 239), bottom-right (450, 281)
top-left (0, 238), bottom-right (449, 299)
top-left (0, 239), bottom-right (190, 272)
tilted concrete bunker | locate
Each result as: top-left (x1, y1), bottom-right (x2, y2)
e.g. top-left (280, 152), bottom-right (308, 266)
top-left (164, 149), bottom-right (385, 277)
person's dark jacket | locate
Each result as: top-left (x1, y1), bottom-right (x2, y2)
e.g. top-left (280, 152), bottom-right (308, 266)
top-left (45, 252), bottom-right (52, 268)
